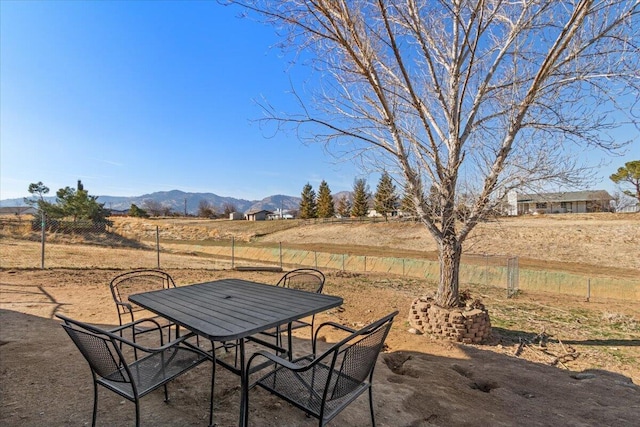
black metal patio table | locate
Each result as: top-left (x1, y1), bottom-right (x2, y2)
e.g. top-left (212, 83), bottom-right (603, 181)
top-left (128, 278), bottom-right (343, 427)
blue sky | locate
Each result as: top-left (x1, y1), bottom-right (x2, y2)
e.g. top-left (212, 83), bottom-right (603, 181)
top-left (0, 0), bottom-right (361, 201)
top-left (1, 1), bottom-right (638, 202)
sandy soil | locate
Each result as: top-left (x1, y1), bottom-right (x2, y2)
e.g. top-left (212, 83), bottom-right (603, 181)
top-left (1, 267), bottom-right (638, 427)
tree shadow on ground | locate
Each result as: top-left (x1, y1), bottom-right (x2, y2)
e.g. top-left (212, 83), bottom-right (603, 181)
top-left (0, 283), bottom-right (69, 319)
top-left (490, 326), bottom-right (640, 347)
top-left (70, 231), bottom-right (150, 249)
top-left (562, 338), bottom-right (640, 346)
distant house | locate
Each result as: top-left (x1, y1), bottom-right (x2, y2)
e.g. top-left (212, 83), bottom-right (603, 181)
top-left (245, 209), bottom-right (272, 221)
top-left (508, 190), bottom-right (613, 215)
top-left (229, 212), bottom-right (244, 220)
top-left (267, 209), bottom-right (294, 220)
top-left (367, 209), bottom-right (400, 218)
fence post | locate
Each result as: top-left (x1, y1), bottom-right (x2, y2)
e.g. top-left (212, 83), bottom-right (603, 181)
top-left (40, 212), bottom-right (46, 269)
top-left (587, 279), bottom-right (591, 302)
top-left (485, 254), bottom-right (489, 287)
top-left (314, 251), bottom-right (317, 268)
top-left (232, 236), bottom-right (235, 269)
top-left (364, 256), bottom-right (367, 272)
top-left (342, 254), bottom-right (345, 271)
top-left (156, 226), bottom-right (160, 268)
top-left (279, 242), bottom-right (283, 268)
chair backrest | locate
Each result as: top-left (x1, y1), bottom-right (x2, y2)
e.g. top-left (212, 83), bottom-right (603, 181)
top-left (325, 311), bottom-right (397, 401)
top-left (276, 268), bottom-right (325, 293)
top-left (110, 269), bottom-right (176, 314)
top-left (58, 315), bottom-right (130, 384)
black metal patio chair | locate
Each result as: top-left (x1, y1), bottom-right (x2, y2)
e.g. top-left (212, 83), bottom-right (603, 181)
top-left (259, 268), bottom-right (326, 349)
top-left (57, 314), bottom-right (209, 427)
top-left (109, 269), bottom-right (177, 343)
top-left (244, 310), bottom-right (398, 427)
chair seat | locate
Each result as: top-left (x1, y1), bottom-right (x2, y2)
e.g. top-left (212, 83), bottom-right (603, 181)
top-left (99, 346), bottom-right (208, 400)
top-left (246, 312), bottom-right (398, 426)
top-left (256, 355), bottom-right (369, 419)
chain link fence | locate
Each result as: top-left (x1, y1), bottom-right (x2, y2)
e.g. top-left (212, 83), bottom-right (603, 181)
top-left (1, 214), bottom-right (637, 301)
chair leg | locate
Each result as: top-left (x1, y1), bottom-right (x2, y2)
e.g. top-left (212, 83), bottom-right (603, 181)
top-left (209, 341), bottom-right (216, 427)
top-left (239, 339), bottom-right (249, 427)
top-left (163, 384), bottom-right (169, 402)
top-left (135, 399), bottom-right (140, 427)
top-left (368, 386), bottom-right (376, 427)
top-left (91, 380), bottom-right (98, 427)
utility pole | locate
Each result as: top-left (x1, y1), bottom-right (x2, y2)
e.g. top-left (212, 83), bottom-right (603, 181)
top-left (184, 198), bottom-right (187, 216)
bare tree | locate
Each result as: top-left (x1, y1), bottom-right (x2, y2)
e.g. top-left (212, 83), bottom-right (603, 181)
top-left (161, 206), bottom-right (174, 217)
top-left (611, 191), bottom-right (638, 211)
top-left (197, 200), bottom-right (217, 218)
top-left (222, 202), bottom-right (238, 216)
top-left (142, 199), bottom-right (165, 217)
top-left (227, 0), bottom-right (639, 308)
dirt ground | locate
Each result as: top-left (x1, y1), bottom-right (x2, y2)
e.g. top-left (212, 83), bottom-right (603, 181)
top-left (1, 267), bottom-right (638, 427)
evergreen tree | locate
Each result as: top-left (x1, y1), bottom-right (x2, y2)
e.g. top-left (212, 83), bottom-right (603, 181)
top-left (25, 181), bottom-right (57, 217)
top-left (336, 194), bottom-right (351, 218)
top-left (316, 180), bottom-right (335, 218)
top-left (373, 172), bottom-right (397, 220)
top-left (299, 182), bottom-right (317, 219)
top-left (350, 178), bottom-right (369, 217)
top-left (401, 177), bottom-right (426, 218)
top-left (25, 182), bottom-right (49, 205)
top-left (27, 180), bottom-right (111, 227)
top-left (425, 185), bottom-right (442, 218)
top-left (610, 160), bottom-right (640, 203)
top-left (129, 203), bottom-right (150, 218)
top-left (55, 183), bottom-right (111, 225)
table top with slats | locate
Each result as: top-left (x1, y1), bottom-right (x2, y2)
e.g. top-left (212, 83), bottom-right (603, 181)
top-left (129, 278), bottom-right (343, 341)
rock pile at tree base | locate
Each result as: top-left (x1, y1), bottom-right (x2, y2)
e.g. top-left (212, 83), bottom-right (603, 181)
top-left (409, 295), bottom-right (491, 343)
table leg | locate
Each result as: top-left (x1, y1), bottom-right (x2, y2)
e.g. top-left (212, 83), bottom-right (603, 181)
top-left (287, 323), bottom-right (293, 361)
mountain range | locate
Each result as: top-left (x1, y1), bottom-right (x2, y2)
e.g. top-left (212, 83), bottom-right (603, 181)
top-left (0, 189), bottom-right (352, 215)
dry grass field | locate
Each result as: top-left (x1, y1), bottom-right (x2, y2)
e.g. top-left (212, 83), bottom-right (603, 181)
top-left (109, 212), bottom-right (640, 274)
top-left (1, 212), bottom-right (639, 426)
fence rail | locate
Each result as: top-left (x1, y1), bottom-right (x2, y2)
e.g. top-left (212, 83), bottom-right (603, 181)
top-left (1, 215), bottom-right (637, 301)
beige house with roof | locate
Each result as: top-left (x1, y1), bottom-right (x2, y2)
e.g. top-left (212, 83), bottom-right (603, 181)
top-left (244, 209), bottom-right (272, 221)
top-left (507, 190), bottom-right (613, 215)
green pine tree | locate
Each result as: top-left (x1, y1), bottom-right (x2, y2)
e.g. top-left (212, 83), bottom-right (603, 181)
top-left (610, 160), bottom-right (640, 203)
top-left (316, 180), bottom-right (335, 218)
top-left (350, 178), bottom-right (370, 218)
top-left (336, 194), bottom-right (351, 218)
top-left (129, 203), bottom-right (150, 218)
top-left (54, 182), bottom-right (111, 225)
top-left (401, 178), bottom-right (426, 218)
top-left (299, 182), bottom-right (317, 219)
top-left (373, 172), bottom-right (398, 220)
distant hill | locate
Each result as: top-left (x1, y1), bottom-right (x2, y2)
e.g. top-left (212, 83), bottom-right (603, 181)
top-left (0, 189), bottom-right (302, 215)
top-left (246, 194), bottom-right (301, 213)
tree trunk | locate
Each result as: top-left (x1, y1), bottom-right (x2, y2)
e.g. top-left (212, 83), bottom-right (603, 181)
top-left (435, 231), bottom-right (462, 308)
